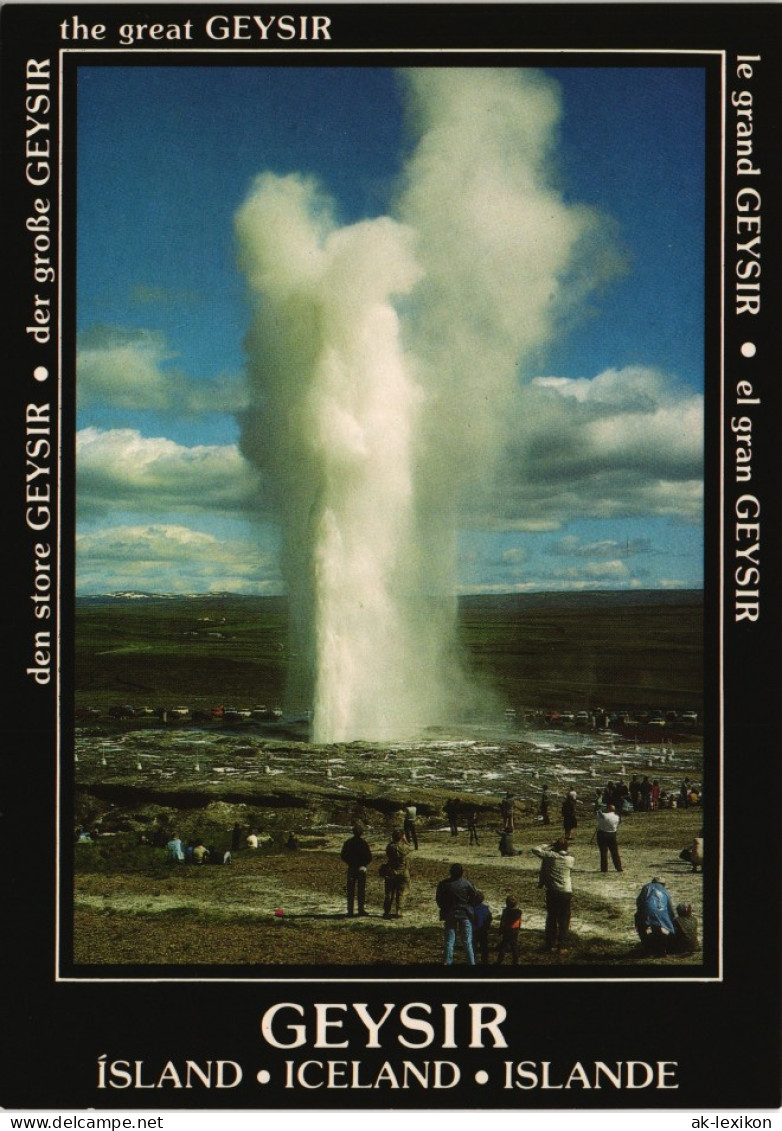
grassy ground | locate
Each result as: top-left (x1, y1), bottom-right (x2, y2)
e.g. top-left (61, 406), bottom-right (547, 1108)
top-left (72, 593), bottom-right (705, 970)
top-left (75, 592), bottom-right (704, 716)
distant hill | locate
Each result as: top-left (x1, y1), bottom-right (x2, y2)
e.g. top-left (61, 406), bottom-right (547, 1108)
top-left (77, 589), bottom-right (704, 607)
top-left (459, 589), bottom-right (704, 611)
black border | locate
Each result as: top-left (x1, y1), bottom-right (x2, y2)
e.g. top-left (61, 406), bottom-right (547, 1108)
top-left (56, 45), bottom-right (723, 987)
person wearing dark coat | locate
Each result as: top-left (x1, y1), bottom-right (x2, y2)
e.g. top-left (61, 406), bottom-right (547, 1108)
top-left (472, 891), bottom-right (493, 965)
top-left (436, 864), bottom-right (479, 965)
top-left (562, 791), bottom-right (578, 840)
top-left (383, 830), bottom-right (411, 919)
top-left (444, 798), bottom-right (460, 836)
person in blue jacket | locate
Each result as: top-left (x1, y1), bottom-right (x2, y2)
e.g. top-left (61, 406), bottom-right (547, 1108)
top-left (634, 876), bottom-right (676, 955)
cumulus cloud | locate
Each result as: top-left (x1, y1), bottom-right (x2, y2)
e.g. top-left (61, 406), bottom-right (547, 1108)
top-left (483, 365), bottom-right (703, 531)
top-left (554, 535), bottom-right (654, 559)
top-left (76, 427), bottom-right (262, 519)
top-left (76, 523), bottom-right (280, 595)
top-left (77, 325), bottom-right (247, 416)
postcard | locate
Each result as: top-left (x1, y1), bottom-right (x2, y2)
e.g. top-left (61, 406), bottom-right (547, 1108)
top-left (2, 1), bottom-right (780, 1113)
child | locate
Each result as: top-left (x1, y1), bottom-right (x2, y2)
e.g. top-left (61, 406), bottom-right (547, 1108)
top-left (497, 895), bottom-right (522, 965)
top-left (467, 809), bottom-right (479, 846)
top-left (472, 891), bottom-right (492, 964)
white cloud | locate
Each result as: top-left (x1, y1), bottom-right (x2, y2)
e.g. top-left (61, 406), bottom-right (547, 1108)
top-left (501, 547), bottom-right (527, 566)
top-left (76, 427), bottom-right (263, 519)
top-left (554, 535), bottom-right (653, 559)
top-left (76, 523), bottom-right (280, 595)
top-left (482, 365), bottom-right (703, 531)
top-left (77, 325), bottom-right (247, 415)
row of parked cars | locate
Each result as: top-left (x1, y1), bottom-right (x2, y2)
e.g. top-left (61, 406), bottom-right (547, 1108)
top-left (75, 703), bottom-right (284, 723)
top-left (540, 708), bottom-right (700, 728)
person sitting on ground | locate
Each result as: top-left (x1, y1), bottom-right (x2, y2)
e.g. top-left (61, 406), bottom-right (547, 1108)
top-left (246, 831), bottom-right (259, 850)
top-left (383, 829), bottom-right (411, 919)
top-left (472, 891), bottom-right (493, 965)
top-left (634, 876), bottom-right (676, 956)
top-left (562, 790), bottom-right (578, 841)
top-left (192, 840), bottom-right (210, 865)
top-left (166, 835), bottom-right (184, 863)
top-left (679, 836), bottom-right (704, 872)
top-left (403, 801), bottom-right (419, 850)
top-left (499, 830), bottom-right (520, 856)
top-left (444, 798), bottom-right (460, 837)
top-left (497, 895), bottom-right (522, 966)
top-left (670, 902), bottom-right (699, 954)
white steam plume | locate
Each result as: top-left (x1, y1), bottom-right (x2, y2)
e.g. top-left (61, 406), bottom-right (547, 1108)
top-left (236, 68), bottom-right (610, 743)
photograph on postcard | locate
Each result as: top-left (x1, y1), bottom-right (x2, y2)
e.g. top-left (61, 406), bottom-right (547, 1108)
top-left (65, 57), bottom-right (714, 978)
top-left (4, 1), bottom-right (781, 1113)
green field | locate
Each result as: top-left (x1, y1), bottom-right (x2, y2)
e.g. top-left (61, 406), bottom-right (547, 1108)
top-left (72, 590), bottom-right (706, 969)
top-left (74, 590), bottom-right (704, 718)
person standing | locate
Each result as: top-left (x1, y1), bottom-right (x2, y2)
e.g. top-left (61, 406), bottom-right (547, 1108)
top-left (613, 779), bottom-right (629, 813)
top-left (383, 829), bottom-right (411, 919)
top-left (640, 777), bottom-right (653, 811)
top-left (340, 822), bottom-right (372, 917)
top-left (497, 895), bottom-right (522, 965)
top-left (472, 891), bottom-right (493, 965)
top-left (467, 809), bottom-right (480, 846)
top-left (670, 902), bottom-right (699, 954)
top-left (403, 801), bottom-right (419, 850)
top-left (595, 804), bottom-right (623, 872)
top-left (562, 790), bottom-right (578, 841)
top-left (444, 798), bottom-right (460, 837)
top-left (436, 863), bottom-right (478, 965)
top-left (532, 839), bottom-right (575, 953)
top-left (540, 785), bottom-right (551, 826)
top-left (630, 777), bottom-right (642, 811)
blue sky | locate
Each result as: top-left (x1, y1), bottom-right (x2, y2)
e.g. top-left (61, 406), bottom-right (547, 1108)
top-left (76, 63), bottom-right (706, 595)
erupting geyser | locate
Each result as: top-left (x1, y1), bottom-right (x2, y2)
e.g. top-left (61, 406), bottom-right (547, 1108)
top-left (236, 68), bottom-right (607, 743)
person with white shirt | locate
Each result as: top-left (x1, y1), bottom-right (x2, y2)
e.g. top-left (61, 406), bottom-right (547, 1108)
top-left (595, 803), bottom-right (623, 872)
